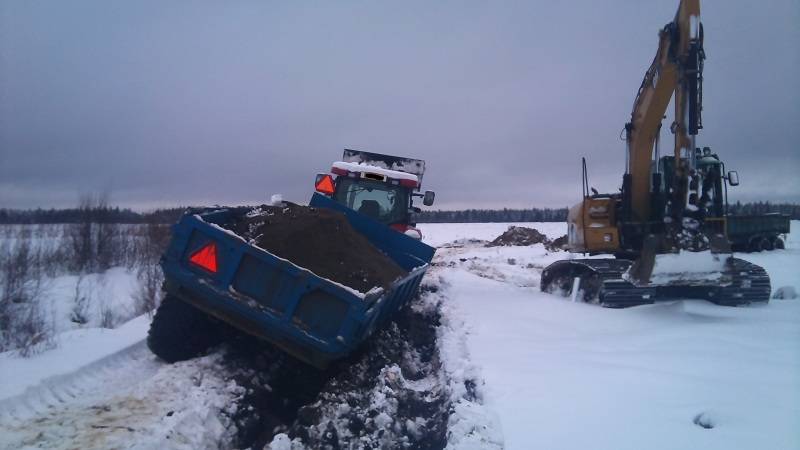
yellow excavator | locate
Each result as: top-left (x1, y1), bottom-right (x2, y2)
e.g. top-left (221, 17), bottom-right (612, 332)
top-left (540, 0), bottom-right (771, 307)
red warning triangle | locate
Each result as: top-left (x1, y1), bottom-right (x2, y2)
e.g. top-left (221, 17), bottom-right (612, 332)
top-left (189, 242), bottom-right (218, 273)
top-left (315, 175), bottom-right (335, 195)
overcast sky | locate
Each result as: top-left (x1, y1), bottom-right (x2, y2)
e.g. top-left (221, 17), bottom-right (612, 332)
top-left (1, 0), bottom-right (798, 211)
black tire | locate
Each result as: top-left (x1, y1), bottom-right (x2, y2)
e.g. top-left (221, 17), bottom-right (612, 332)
top-left (772, 237), bottom-right (785, 250)
top-left (748, 237), bottom-right (769, 252)
top-left (147, 294), bottom-right (224, 363)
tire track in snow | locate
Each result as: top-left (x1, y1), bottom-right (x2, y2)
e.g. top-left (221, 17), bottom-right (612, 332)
top-left (0, 344), bottom-right (243, 450)
top-left (0, 340), bottom-right (156, 424)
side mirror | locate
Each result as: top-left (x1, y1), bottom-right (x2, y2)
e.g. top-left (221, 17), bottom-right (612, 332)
top-left (422, 190), bottom-right (435, 206)
top-left (727, 170), bottom-right (739, 186)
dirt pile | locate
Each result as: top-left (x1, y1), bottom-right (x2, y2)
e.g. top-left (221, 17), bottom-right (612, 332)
top-left (487, 226), bottom-right (548, 247)
top-left (487, 226), bottom-right (567, 252)
top-left (230, 204), bottom-right (406, 294)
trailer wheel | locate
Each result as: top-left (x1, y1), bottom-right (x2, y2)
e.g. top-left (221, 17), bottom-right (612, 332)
top-left (748, 237), bottom-right (770, 252)
top-left (147, 294), bottom-right (224, 363)
top-left (772, 237), bottom-right (785, 250)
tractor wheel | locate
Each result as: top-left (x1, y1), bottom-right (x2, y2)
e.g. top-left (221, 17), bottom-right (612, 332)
top-left (760, 237), bottom-right (774, 252)
top-left (772, 237), bottom-right (785, 250)
top-left (147, 295), bottom-right (224, 363)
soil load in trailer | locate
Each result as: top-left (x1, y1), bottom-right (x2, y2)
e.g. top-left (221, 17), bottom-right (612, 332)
top-left (229, 204), bottom-right (407, 294)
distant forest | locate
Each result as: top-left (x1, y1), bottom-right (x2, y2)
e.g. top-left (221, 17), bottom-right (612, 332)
top-left (416, 201), bottom-right (800, 223)
top-left (1, 201), bottom-right (799, 224)
top-left (0, 207), bottom-right (188, 225)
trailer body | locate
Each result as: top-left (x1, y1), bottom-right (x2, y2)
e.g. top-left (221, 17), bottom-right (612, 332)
top-left (726, 214), bottom-right (790, 251)
top-left (160, 193), bottom-right (434, 368)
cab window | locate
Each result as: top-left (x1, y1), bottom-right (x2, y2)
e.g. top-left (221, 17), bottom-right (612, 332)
top-left (333, 178), bottom-right (408, 224)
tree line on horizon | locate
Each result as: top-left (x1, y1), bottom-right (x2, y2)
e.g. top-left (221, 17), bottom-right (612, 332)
top-left (1, 201), bottom-right (799, 224)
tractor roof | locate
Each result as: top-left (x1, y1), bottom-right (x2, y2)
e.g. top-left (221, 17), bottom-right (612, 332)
top-left (331, 161), bottom-right (420, 188)
top-left (342, 149), bottom-right (426, 183)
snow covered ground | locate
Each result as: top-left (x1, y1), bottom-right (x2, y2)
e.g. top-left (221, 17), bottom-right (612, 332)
top-left (1, 221), bottom-right (797, 449)
top-left (420, 221), bottom-right (800, 450)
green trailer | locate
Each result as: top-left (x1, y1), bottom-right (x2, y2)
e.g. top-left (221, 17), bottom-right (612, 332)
top-left (727, 213), bottom-right (791, 252)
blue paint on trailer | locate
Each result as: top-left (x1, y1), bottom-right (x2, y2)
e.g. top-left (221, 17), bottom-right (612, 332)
top-left (160, 197), bottom-right (434, 369)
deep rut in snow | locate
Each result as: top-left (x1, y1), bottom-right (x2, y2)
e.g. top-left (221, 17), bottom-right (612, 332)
top-left (223, 288), bottom-right (449, 449)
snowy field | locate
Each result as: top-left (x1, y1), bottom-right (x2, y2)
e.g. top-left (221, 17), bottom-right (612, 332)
top-left (419, 221), bottom-right (800, 450)
top-left (0, 221), bottom-right (797, 449)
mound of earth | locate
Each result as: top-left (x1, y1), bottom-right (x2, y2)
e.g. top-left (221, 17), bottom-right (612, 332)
top-left (487, 226), bottom-right (567, 252)
top-left (229, 204), bottom-right (406, 294)
top-left (487, 226), bottom-right (549, 247)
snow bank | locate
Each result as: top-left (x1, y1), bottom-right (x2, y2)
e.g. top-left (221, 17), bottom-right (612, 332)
top-left (0, 314), bottom-right (150, 401)
top-left (419, 275), bottom-right (503, 449)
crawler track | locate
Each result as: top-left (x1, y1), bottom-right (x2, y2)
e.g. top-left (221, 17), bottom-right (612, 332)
top-left (541, 257), bottom-right (771, 307)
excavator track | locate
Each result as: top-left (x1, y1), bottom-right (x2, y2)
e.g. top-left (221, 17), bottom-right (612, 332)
top-left (541, 257), bottom-right (770, 308)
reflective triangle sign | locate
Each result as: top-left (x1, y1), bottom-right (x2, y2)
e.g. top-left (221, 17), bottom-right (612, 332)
top-left (315, 175), bottom-right (335, 195)
top-left (189, 242), bottom-right (218, 273)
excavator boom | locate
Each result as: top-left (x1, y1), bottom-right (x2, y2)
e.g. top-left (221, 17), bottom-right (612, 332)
top-left (625, 0), bottom-right (703, 226)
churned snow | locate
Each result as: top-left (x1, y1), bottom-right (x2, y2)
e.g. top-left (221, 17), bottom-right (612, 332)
top-left (0, 345), bottom-right (242, 450)
top-left (648, 251), bottom-right (727, 284)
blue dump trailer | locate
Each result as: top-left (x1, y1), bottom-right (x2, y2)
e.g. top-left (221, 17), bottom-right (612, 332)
top-left (152, 193), bottom-right (436, 369)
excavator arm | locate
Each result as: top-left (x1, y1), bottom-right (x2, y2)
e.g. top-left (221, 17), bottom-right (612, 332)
top-left (625, 0), bottom-right (704, 229)
top-left (624, 0), bottom-right (707, 284)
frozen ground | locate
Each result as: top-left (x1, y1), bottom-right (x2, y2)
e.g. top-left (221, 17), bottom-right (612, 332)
top-left (0, 221), bottom-right (797, 449)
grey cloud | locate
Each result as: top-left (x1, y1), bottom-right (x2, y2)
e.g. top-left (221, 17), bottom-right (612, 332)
top-left (1, 0), bottom-right (797, 210)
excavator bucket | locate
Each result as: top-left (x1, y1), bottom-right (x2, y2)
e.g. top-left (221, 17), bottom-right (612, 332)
top-left (627, 234), bottom-right (660, 285)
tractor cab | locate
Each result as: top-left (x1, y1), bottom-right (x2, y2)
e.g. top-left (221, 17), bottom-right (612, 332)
top-left (314, 149), bottom-right (435, 239)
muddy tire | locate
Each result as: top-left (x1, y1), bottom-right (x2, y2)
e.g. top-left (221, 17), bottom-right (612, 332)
top-left (147, 295), bottom-right (224, 363)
